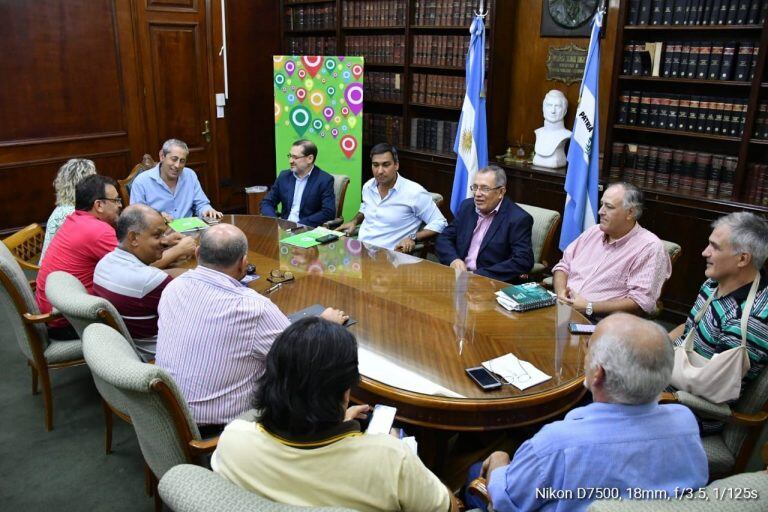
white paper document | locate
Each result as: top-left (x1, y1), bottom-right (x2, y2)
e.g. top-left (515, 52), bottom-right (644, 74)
top-left (482, 353), bottom-right (551, 390)
top-left (357, 347), bottom-right (466, 398)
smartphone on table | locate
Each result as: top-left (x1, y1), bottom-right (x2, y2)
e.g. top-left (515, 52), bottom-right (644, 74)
top-left (465, 366), bottom-right (502, 391)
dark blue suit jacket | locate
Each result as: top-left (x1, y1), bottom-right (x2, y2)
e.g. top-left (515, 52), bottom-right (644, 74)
top-left (436, 197), bottom-right (534, 283)
top-left (260, 166), bottom-right (336, 227)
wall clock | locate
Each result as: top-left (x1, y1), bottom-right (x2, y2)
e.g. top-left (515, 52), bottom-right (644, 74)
top-left (541, 0), bottom-right (600, 37)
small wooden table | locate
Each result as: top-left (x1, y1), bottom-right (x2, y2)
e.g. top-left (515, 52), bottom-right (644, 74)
top-left (231, 215), bottom-right (590, 434)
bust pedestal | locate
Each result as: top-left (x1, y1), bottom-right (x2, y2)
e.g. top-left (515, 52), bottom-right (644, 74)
top-left (533, 127), bottom-right (571, 169)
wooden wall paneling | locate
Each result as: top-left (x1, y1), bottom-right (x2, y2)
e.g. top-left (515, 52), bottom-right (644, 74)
top-left (224, 0), bottom-right (282, 211)
top-left (0, 0), bottom-right (147, 232)
top-left (503, 0), bottom-right (619, 156)
top-left (133, 0), bottom-right (220, 205)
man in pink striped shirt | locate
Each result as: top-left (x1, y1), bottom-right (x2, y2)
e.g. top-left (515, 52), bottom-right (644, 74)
top-left (155, 223), bottom-right (347, 437)
top-left (553, 182), bottom-right (671, 318)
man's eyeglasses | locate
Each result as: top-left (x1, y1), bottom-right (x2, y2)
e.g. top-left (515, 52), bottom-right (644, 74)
top-left (268, 269), bottom-right (295, 284)
top-left (287, 153), bottom-right (308, 160)
top-left (469, 185), bottom-right (503, 194)
top-left (99, 197), bottom-right (123, 205)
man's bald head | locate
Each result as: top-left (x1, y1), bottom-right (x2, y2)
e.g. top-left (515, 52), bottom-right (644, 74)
top-left (198, 224), bottom-right (248, 271)
top-left (586, 313), bottom-right (673, 405)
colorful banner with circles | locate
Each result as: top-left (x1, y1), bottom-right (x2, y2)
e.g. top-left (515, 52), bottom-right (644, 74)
top-left (274, 55), bottom-right (363, 221)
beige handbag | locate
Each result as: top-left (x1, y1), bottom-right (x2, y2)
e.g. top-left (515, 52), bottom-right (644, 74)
top-left (670, 274), bottom-right (759, 404)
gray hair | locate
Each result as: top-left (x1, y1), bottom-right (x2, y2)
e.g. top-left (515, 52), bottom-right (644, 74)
top-left (161, 139), bottom-right (189, 156)
top-left (713, 212), bottom-right (768, 270)
top-left (587, 320), bottom-right (673, 405)
top-left (198, 226), bottom-right (248, 269)
top-left (53, 159), bottom-right (97, 206)
top-left (116, 205), bottom-right (160, 244)
top-left (608, 182), bottom-right (644, 220)
top-left (477, 165), bottom-right (507, 188)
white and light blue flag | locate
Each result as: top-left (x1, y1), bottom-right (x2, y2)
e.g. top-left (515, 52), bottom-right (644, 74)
top-left (451, 15), bottom-right (488, 216)
top-left (559, 9), bottom-right (603, 251)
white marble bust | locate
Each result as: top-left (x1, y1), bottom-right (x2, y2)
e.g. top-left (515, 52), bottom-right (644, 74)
top-left (533, 90), bottom-right (572, 169)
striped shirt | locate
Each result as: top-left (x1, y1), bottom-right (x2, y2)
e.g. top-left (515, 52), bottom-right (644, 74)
top-left (674, 269), bottom-right (768, 385)
top-left (93, 248), bottom-right (172, 359)
top-left (552, 223), bottom-right (671, 314)
top-left (155, 266), bottom-right (290, 425)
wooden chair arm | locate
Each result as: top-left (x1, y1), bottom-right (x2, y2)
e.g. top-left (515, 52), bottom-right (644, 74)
top-left (323, 218), bottom-right (344, 229)
top-left (466, 477), bottom-right (489, 505)
top-left (23, 311), bottom-right (61, 324)
top-left (188, 436), bottom-right (219, 455)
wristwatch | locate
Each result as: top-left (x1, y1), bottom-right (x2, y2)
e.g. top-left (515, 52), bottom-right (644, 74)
top-left (585, 302), bottom-right (594, 316)
top-left (409, 233), bottom-right (418, 242)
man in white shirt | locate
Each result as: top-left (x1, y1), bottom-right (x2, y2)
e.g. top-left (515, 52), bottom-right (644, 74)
top-left (339, 143), bottom-right (447, 252)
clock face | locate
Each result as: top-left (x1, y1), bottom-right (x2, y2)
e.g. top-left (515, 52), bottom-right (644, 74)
top-left (548, 0), bottom-right (598, 29)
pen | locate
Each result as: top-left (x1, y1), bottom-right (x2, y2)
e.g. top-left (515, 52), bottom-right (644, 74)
top-left (266, 282), bottom-right (283, 294)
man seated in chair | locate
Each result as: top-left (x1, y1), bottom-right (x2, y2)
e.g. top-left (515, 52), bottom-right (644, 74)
top-left (469, 314), bottom-right (708, 512)
top-left (669, 212), bottom-right (768, 395)
top-left (339, 143), bottom-right (447, 253)
top-left (259, 139), bottom-right (336, 227)
top-left (93, 204), bottom-right (196, 359)
top-left (130, 138), bottom-right (223, 221)
top-left (155, 224), bottom-right (347, 437)
top-left (552, 182), bottom-right (671, 318)
top-left (435, 165), bottom-right (533, 283)
top-left (212, 316), bottom-right (459, 512)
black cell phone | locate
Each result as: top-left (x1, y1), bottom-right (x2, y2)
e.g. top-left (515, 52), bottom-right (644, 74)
top-left (568, 322), bottom-right (596, 334)
top-left (465, 366), bottom-right (502, 391)
top-left (316, 233), bottom-right (339, 244)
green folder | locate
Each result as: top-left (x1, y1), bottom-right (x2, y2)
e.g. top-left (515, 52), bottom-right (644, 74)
top-left (280, 227), bottom-right (344, 248)
top-left (168, 217), bottom-right (208, 233)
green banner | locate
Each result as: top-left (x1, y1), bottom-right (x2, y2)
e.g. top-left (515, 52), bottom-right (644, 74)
top-left (273, 55), bottom-right (363, 221)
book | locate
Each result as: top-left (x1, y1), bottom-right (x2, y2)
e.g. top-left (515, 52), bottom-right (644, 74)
top-left (495, 283), bottom-right (556, 312)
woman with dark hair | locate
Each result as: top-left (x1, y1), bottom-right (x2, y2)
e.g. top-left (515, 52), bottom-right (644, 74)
top-left (212, 317), bottom-right (456, 512)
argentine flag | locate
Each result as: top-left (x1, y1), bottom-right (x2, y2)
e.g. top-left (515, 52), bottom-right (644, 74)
top-left (559, 9), bottom-right (603, 251)
top-left (450, 15), bottom-right (488, 216)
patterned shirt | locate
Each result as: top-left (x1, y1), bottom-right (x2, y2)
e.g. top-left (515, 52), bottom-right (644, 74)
top-left (40, 204), bottom-right (75, 263)
top-left (93, 248), bottom-right (173, 359)
top-left (674, 269), bottom-right (768, 384)
top-left (552, 224), bottom-right (671, 313)
top-left (155, 266), bottom-right (290, 425)
top-left (358, 174), bottom-right (447, 250)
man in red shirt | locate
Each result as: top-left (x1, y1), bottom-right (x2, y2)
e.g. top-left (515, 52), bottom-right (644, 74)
top-left (36, 174), bottom-right (123, 339)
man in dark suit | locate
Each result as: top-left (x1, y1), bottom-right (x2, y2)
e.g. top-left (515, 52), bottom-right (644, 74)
top-left (260, 139), bottom-right (336, 227)
top-left (436, 165), bottom-right (534, 283)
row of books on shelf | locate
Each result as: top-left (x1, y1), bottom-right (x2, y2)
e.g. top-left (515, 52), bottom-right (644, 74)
top-left (342, 0), bottom-right (406, 27)
top-left (363, 114), bottom-right (404, 146)
top-left (409, 118), bottom-right (458, 153)
top-left (412, 35), bottom-right (487, 68)
top-left (608, 142), bottom-right (736, 199)
top-left (745, 163), bottom-right (768, 205)
top-left (346, 35), bottom-right (405, 64)
top-left (754, 101), bottom-right (768, 138)
top-left (285, 37), bottom-right (337, 55)
top-left (627, 0), bottom-right (768, 26)
top-left (411, 74), bottom-right (465, 108)
top-left (365, 72), bottom-right (403, 102)
top-left (622, 40), bottom-right (758, 81)
top-left (617, 91), bottom-right (748, 136)
top-left (284, 4), bottom-right (336, 31)
top-left (413, 0), bottom-right (494, 26)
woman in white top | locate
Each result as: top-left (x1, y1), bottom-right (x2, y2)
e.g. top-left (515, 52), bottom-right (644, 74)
top-left (40, 158), bottom-right (97, 262)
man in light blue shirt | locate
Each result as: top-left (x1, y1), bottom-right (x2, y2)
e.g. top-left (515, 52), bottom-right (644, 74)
top-left (130, 138), bottom-right (222, 220)
top-left (339, 143), bottom-right (447, 252)
top-left (470, 313), bottom-right (708, 512)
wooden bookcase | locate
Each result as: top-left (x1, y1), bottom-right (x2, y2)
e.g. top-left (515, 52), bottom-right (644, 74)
top-left (603, 1), bottom-right (768, 211)
top-left (278, 0), bottom-right (513, 160)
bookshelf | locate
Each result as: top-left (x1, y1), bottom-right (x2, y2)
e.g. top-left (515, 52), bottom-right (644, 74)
top-left (604, 0), bottom-right (768, 210)
top-left (278, 0), bottom-right (512, 158)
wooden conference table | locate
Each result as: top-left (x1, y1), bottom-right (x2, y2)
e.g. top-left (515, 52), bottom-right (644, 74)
top-left (228, 215), bottom-right (590, 433)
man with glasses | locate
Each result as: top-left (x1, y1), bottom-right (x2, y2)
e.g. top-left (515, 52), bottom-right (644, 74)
top-left (339, 143), bottom-right (447, 252)
top-left (131, 138), bottom-right (223, 221)
top-left (260, 139), bottom-right (336, 227)
top-left (436, 165), bottom-right (533, 283)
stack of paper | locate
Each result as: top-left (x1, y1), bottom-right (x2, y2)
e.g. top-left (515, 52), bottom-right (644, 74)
top-left (482, 353), bottom-right (551, 390)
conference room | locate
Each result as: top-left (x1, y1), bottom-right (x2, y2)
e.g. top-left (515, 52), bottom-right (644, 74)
top-left (2, 1), bottom-right (767, 511)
